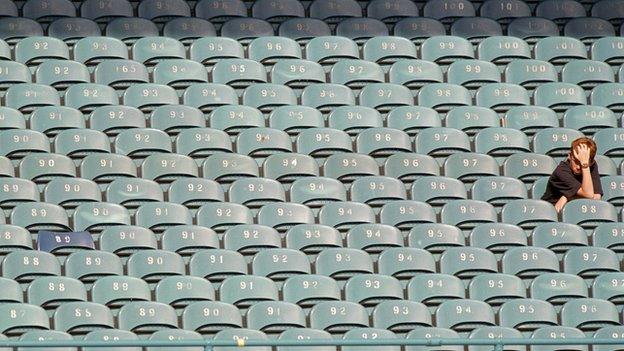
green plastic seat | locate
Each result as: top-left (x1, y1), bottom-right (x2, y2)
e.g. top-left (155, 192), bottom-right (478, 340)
top-left (209, 105), bottom-right (264, 136)
top-left (474, 127), bottom-right (531, 163)
top-left (301, 83), bottom-right (356, 113)
top-left (415, 127), bottom-right (471, 161)
top-left (182, 301), bottom-right (242, 336)
top-left (153, 59), bottom-right (208, 89)
top-left (5, 83), bottom-right (60, 113)
top-left (594, 128), bottom-right (624, 165)
top-left (127, 249), bottom-right (185, 285)
top-left (319, 202), bottom-right (376, 232)
top-left (501, 199), bottom-right (558, 231)
top-left (534, 36), bottom-right (587, 65)
top-left (236, 128), bottom-right (293, 160)
top-left (183, 83), bottom-right (238, 113)
top-left (468, 326), bottom-right (524, 351)
top-left (504, 106), bottom-right (559, 137)
top-left (123, 83), bottom-right (178, 113)
top-left (18, 153), bottom-right (75, 185)
top-left (268, 106), bottom-right (324, 136)
top-left (262, 153), bottom-right (319, 185)
top-left (88, 106), bottom-right (146, 138)
top-left (0, 61), bottom-right (31, 92)
top-left (471, 176), bottom-right (527, 207)
top-left (561, 298), bottom-right (620, 333)
top-left (363, 36), bottom-right (417, 67)
top-left (257, 202), bottom-right (315, 232)
top-left (219, 275), bottom-right (279, 308)
top-left (212, 329), bottom-right (270, 351)
top-left (0, 178), bottom-right (39, 210)
top-left (284, 224), bottom-right (343, 255)
top-left (248, 36), bottom-right (302, 65)
top-left (501, 247), bottom-right (560, 281)
top-left (389, 60), bottom-right (443, 89)
top-left (201, 153), bottom-right (259, 185)
top-left (315, 248), bottom-right (374, 282)
top-left (377, 247), bottom-right (436, 282)
top-left (531, 326), bottom-right (587, 351)
top-left (73, 202), bottom-right (131, 233)
top-left (35, 60), bottom-right (89, 90)
top-left (252, 248), bottom-right (311, 281)
top-left (448, 60), bottom-right (500, 89)
top-left (469, 223), bottom-right (527, 256)
top-left (592, 223), bottom-right (624, 257)
top-left (563, 106), bottom-right (617, 136)
top-left (436, 299), bottom-right (495, 333)
top-left (531, 223), bottom-right (588, 257)
top-left (564, 247), bottom-right (620, 281)
top-left (161, 225), bottom-right (219, 258)
top-left (117, 301), bottom-right (178, 335)
top-left (418, 83), bottom-right (472, 113)
top-left (502, 153), bottom-right (557, 185)
top-left (94, 60), bottom-right (149, 89)
top-left (2, 250), bottom-right (61, 286)
top-left (411, 176), bottom-right (467, 208)
top-left (0, 277), bottom-right (23, 304)
top-left (0, 225), bottom-right (32, 254)
top-left (277, 328), bottom-right (334, 351)
top-left (91, 275), bottom-right (151, 309)
top-left (282, 274), bottom-right (341, 308)
top-left (407, 273), bottom-right (465, 307)
top-left (10, 202), bottom-right (70, 232)
top-left (0, 303), bottom-right (49, 337)
top-left (468, 273), bottom-right (526, 307)
top-left (242, 84), bottom-right (297, 113)
top-left (53, 302), bottom-right (114, 336)
top-left (188, 249), bottom-right (247, 284)
top-left (346, 223), bottom-right (403, 255)
top-left (405, 327), bottom-right (462, 351)
top-left (97, 225), bottom-right (157, 259)
top-left (64, 250), bottom-right (123, 284)
top-left (562, 60), bottom-right (614, 89)
top-left (408, 223), bottom-right (464, 256)
top-left (213, 58), bottom-right (267, 90)
top-left (562, 199), bottom-right (618, 231)
top-left (342, 328), bottom-right (400, 351)
top-left (114, 128), bottom-right (172, 161)
top-left (83, 329), bottom-right (140, 351)
top-left (379, 201), bottom-right (437, 232)
top-left (148, 105), bottom-right (205, 136)
top-left (105, 178), bottom-right (163, 209)
top-left (499, 299), bottom-right (558, 333)
top-left (18, 330), bottom-right (75, 351)
top-left (132, 37), bottom-right (185, 66)
top-left (73, 37), bottom-right (128, 66)
top-left (421, 36), bottom-right (474, 65)
top-left (440, 246), bottom-right (498, 280)
top-left (534, 83), bottom-right (586, 113)
top-left (344, 274), bottom-right (403, 307)
top-left (305, 36), bottom-right (359, 67)
top-left (140, 154), bottom-right (198, 185)
top-left (175, 128), bottom-right (232, 161)
top-left (270, 59), bottom-right (326, 90)
top-left (189, 37), bottom-right (244, 67)
top-left (64, 84), bottom-right (118, 113)
top-left (43, 178), bottom-right (101, 210)
top-left (309, 301), bottom-right (369, 334)
top-left (229, 178), bottom-right (286, 209)
top-left (530, 273), bottom-right (588, 306)
top-left (155, 275), bottom-right (215, 310)
top-left (477, 36), bottom-right (531, 65)
top-left (196, 203), bottom-right (254, 233)
top-left (504, 60), bottom-right (557, 89)
top-left (15, 36), bottom-right (69, 66)
top-left (223, 224), bottom-right (281, 257)
top-left (146, 329), bottom-right (203, 351)
top-left (247, 301), bottom-right (306, 333)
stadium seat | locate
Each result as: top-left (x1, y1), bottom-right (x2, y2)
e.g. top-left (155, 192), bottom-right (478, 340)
top-left (98, 226), bottom-right (157, 259)
top-left (182, 301), bottom-right (243, 336)
top-left (282, 274), bottom-right (341, 308)
top-left (284, 224), bottom-right (343, 255)
top-left (561, 298), bottom-right (620, 333)
top-left (220, 275), bottom-right (279, 308)
top-left (468, 273), bottom-right (526, 307)
top-left (309, 301), bottom-right (369, 334)
top-left (407, 273), bottom-right (465, 308)
top-left (408, 223), bottom-right (465, 257)
top-left (91, 275), bottom-right (151, 310)
top-left (393, 18), bottom-right (446, 44)
top-left (531, 326), bottom-right (587, 351)
top-left (499, 299), bottom-right (558, 334)
top-left (246, 301), bottom-right (306, 333)
top-left (531, 222), bottom-right (588, 258)
top-left (530, 273), bottom-right (588, 307)
top-left (154, 275), bottom-right (215, 311)
top-left (118, 301), bottom-right (178, 335)
top-left (501, 247), bottom-right (560, 281)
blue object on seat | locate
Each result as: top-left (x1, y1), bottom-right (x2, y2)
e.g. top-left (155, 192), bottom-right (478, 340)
top-left (37, 231), bottom-right (95, 253)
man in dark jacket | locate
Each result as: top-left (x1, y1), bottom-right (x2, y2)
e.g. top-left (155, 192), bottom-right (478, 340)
top-left (541, 137), bottom-right (603, 213)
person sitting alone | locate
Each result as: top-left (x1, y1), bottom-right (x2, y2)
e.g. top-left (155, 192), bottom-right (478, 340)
top-left (541, 137), bottom-right (603, 213)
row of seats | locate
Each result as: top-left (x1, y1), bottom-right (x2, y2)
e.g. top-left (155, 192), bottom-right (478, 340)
top-left (1, 196), bottom-right (623, 238)
top-left (0, 326), bottom-right (623, 351)
top-left (3, 0), bottom-right (623, 24)
top-left (2, 14), bottom-right (624, 47)
top-left (3, 290), bottom-right (624, 336)
top-left (3, 235), bottom-right (624, 279)
top-left (4, 220), bottom-right (624, 258)
top-left (4, 35), bottom-right (624, 71)
top-left (10, 15), bottom-right (624, 48)
top-left (2, 126), bottom-right (623, 166)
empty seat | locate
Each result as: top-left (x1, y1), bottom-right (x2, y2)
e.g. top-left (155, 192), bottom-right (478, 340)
top-left (502, 247), bottom-right (560, 281)
top-left (2, 250), bottom-right (61, 285)
top-left (471, 177), bottom-right (527, 207)
top-left (530, 273), bottom-right (588, 306)
top-left (393, 17), bottom-right (446, 44)
top-left (64, 251), bottom-right (123, 284)
top-left (407, 273), bottom-right (465, 307)
top-left (479, 0), bottom-right (531, 24)
top-left (220, 275), bottom-right (279, 308)
top-left (595, 128), bottom-right (624, 164)
top-left (563, 106), bottom-right (617, 135)
top-left (161, 225), bottom-right (219, 258)
top-left (155, 275), bottom-right (215, 310)
top-left (196, 203), bottom-right (254, 233)
top-left (37, 229), bottom-right (96, 256)
top-left (499, 299), bottom-right (558, 333)
top-left (15, 36), bottom-right (69, 66)
top-left (163, 18), bottom-right (216, 44)
top-left (421, 36), bottom-right (474, 65)
top-left (27, 276), bottom-right (87, 312)
top-left (105, 17), bottom-right (159, 44)
top-left (252, 248), bottom-right (311, 281)
top-left (377, 247), bottom-right (436, 281)
top-left (127, 250), bottom-right (185, 285)
top-left (316, 248), bottom-right (374, 282)
top-left (564, 247), bottom-right (620, 281)
top-left (220, 18), bottom-right (274, 44)
top-left (532, 222), bottom-right (588, 257)
top-left (10, 202), bottom-right (70, 232)
top-left (507, 18), bottom-right (559, 44)
top-left (257, 202), bottom-right (315, 231)
top-left (249, 37), bottom-right (302, 66)
top-left (561, 298), bottom-right (620, 333)
top-left (0, 18), bottom-right (43, 44)
top-left (335, 18), bottom-right (389, 43)
top-left (408, 223), bottom-right (464, 256)
top-left (505, 60), bottom-right (558, 90)
top-left (247, 301), bottom-right (306, 333)
top-left (440, 200), bottom-right (497, 232)
top-left (423, 0), bottom-right (475, 24)
top-left (535, 0), bottom-right (586, 24)
top-left (436, 299), bottom-right (496, 333)
top-left (35, 60), bottom-right (89, 90)
top-left (451, 17), bottom-right (503, 44)
top-left (282, 274), bottom-right (341, 308)
top-left (118, 301), bottom-right (177, 335)
top-left (318, 202), bottom-right (376, 232)
top-left (531, 326), bottom-right (587, 351)
top-left (189, 249), bottom-right (247, 284)
top-left (440, 246), bottom-right (498, 280)
top-left (182, 301), bottom-right (243, 336)
top-left (94, 60), bottom-right (149, 89)
top-left (309, 300), bottom-right (368, 334)
top-left (344, 274), bottom-right (403, 308)
top-left (5, 84), bottom-right (60, 113)
top-left (285, 224), bottom-right (342, 255)
top-left (468, 273), bottom-right (526, 306)
top-left (0, 303), bottom-right (49, 337)
top-left (98, 226), bottom-right (157, 258)
top-left (562, 199), bottom-right (618, 230)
